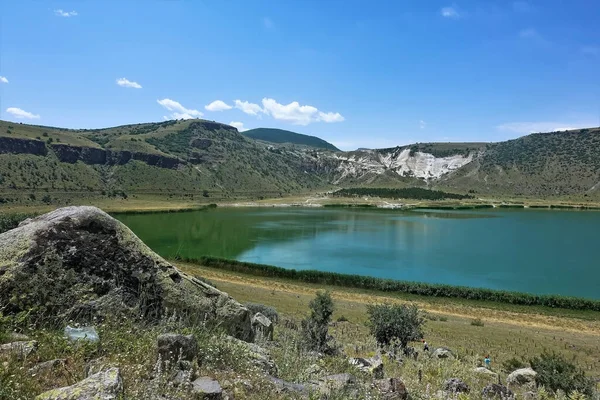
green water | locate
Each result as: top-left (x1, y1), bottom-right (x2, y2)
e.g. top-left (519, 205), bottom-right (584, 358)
top-left (115, 207), bottom-right (600, 299)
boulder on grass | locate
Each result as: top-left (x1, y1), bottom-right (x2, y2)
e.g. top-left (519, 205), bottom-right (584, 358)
top-left (192, 377), bottom-right (223, 399)
top-left (251, 312), bottom-right (274, 341)
top-left (375, 377), bottom-right (409, 400)
top-left (482, 383), bottom-right (514, 399)
top-left (507, 368), bottom-right (537, 388)
top-left (444, 378), bottom-right (470, 394)
top-left (36, 368), bottom-right (123, 400)
top-left (432, 347), bottom-right (453, 359)
top-left (0, 206), bottom-right (254, 342)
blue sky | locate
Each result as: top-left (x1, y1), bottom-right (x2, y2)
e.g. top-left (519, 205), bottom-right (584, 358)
top-left (1, 1), bottom-right (599, 150)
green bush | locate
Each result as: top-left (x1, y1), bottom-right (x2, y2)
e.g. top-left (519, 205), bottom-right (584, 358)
top-left (301, 291), bottom-right (334, 353)
top-left (502, 357), bottom-right (527, 373)
top-left (245, 302), bottom-right (279, 323)
top-left (333, 187), bottom-right (473, 200)
top-left (529, 352), bottom-right (594, 396)
top-left (471, 318), bottom-right (485, 327)
top-left (366, 303), bottom-right (425, 347)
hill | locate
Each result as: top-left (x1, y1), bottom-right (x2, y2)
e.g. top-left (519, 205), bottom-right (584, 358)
top-left (243, 127), bottom-right (340, 151)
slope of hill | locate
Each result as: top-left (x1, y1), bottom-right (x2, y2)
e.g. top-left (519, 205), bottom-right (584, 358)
top-left (243, 128), bottom-right (340, 151)
top-left (1, 119), bottom-right (599, 203)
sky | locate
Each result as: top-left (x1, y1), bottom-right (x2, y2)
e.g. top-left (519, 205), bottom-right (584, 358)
top-left (0, 1), bottom-right (599, 150)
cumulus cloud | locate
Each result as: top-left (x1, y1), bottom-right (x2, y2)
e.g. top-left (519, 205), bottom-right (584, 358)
top-left (497, 121), bottom-right (594, 134)
top-left (234, 100), bottom-right (264, 116)
top-left (116, 78), bottom-right (142, 89)
top-left (205, 100), bottom-right (232, 112)
top-left (261, 98), bottom-right (344, 125)
top-left (157, 98), bottom-right (203, 120)
top-left (441, 7), bottom-right (460, 18)
top-left (54, 9), bottom-right (78, 17)
top-left (6, 107), bottom-right (40, 119)
top-left (0, 76), bottom-right (8, 84)
top-left (229, 121), bottom-right (246, 132)
top-left (419, 120), bottom-right (427, 129)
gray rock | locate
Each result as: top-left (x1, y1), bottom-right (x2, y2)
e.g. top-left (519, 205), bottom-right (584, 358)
top-left (316, 373), bottom-right (356, 395)
top-left (35, 367), bottom-right (123, 400)
top-left (349, 355), bottom-right (384, 378)
top-left (432, 347), bottom-right (453, 359)
top-left (251, 312), bottom-right (274, 341)
top-left (474, 367), bottom-right (498, 377)
top-left (507, 368), bottom-right (537, 387)
top-left (444, 378), bottom-right (470, 393)
top-left (192, 377), bottom-right (222, 399)
top-left (0, 206), bottom-right (254, 342)
top-left (28, 359), bottom-right (66, 376)
top-left (482, 383), bottom-right (515, 399)
top-left (64, 326), bottom-right (99, 342)
top-left (84, 357), bottom-right (116, 378)
top-left (226, 335), bottom-right (278, 375)
top-left (268, 376), bottom-right (309, 396)
top-left (0, 340), bottom-right (38, 359)
top-left (374, 377), bottom-right (408, 400)
top-left (157, 333), bottom-right (198, 367)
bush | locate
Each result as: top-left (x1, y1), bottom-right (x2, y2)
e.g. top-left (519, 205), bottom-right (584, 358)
top-left (336, 315), bottom-right (349, 322)
top-left (366, 303), bottom-right (425, 347)
top-left (301, 291), bottom-right (334, 353)
top-left (471, 318), bottom-right (485, 327)
top-left (529, 352), bottom-right (594, 396)
top-left (245, 302), bottom-right (279, 323)
top-left (502, 357), bottom-right (527, 373)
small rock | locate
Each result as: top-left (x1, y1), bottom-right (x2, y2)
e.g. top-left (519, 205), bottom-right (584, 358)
top-left (444, 378), bottom-right (470, 394)
top-left (268, 376), bottom-right (309, 396)
top-left (36, 367), bottom-right (123, 400)
top-left (0, 340), bottom-right (38, 359)
top-left (317, 373), bottom-right (356, 396)
top-left (349, 355), bottom-right (384, 378)
top-left (226, 336), bottom-right (278, 375)
top-left (432, 347), bottom-right (453, 359)
top-left (474, 367), bottom-right (498, 377)
top-left (507, 367), bottom-right (537, 387)
top-left (28, 359), bottom-right (66, 376)
top-left (192, 377), bottom-right (222, 399)
top-left (157, 333), bottom-right (198, 367)
top-left (375, 377), bottom-right (409, 400)
top-left (251, 312), bottom-right (274, 341)
top-left (64, 326), bottom-right (99, 342)
top-left (482, 383), bottom-right (514, 399)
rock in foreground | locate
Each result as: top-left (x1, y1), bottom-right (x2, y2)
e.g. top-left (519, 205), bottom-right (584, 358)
top-left (0, 206), bottom-right (253, 341)
top-left (36, 368), bottom-right (123, 400)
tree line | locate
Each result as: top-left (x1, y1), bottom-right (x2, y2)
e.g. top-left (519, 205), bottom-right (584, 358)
top-left (333, 187), bottom-right (474, 200)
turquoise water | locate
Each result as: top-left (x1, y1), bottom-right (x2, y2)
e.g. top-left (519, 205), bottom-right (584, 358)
top-left (115, 208), bottom-right (600, 299)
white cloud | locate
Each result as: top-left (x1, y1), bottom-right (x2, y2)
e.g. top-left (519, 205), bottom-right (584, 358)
top-left (441, 7), bottom-right (460, 18)
top-left (116, 78), bottom-right (142, 89)
top-left (497, 121), bottom-right (595, 134)
top-left (6, 107), bottom-right (40, 119)
top-left (0, 76), bottom-right (8, 84)
top-left (229, 121), bottom-right (246, 132)
top-left (54, 9), bottom-right (78, 17)
top-left (157, 98), bottom-right (203, 120)
top-left (261, 98), bottom-right (344, 125)
top-left (205, 100), bottom-right (232, 112)
top-left (419, 120), bottom-right (427, 129)
top-left (234, 100), bottom-right (264, 116)
top-left (263, 17), bottom-right (274, 30)
top-left (581, 46), bottom-right (599, 56)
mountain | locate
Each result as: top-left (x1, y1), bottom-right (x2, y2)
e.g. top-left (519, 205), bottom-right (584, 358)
top-left (1, 119), bottom-right (599, 204)
top-left (243, 128), bottom-right (340, 151)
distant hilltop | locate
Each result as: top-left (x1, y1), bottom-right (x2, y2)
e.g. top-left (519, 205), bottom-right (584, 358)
top-left (243, 127), bottom-right (340, 151)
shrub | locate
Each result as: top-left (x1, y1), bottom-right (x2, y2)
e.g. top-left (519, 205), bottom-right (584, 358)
top-left (245, 302), bottom-right (279, 323)
top-left (301, 291), bottom-right (334, 353)
top-left (529, 352), bottom-right (594, 396)
top-left (502, 357), bottom-right (527, 373)
top-left (471, 318), bottom-right (485, 327)
top-left (366, 303), bottom-right (425, 347)
top-left (336, 315), bottom-right (349, 322)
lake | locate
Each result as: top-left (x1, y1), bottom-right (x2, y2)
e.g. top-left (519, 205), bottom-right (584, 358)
top-left (115, 207), bottom-right (600, 299)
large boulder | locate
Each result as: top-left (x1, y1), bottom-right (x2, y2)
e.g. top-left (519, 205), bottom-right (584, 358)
top-left (0, 340), bottom-right (38, 359)
top-left (374, 377), bottom-right (409, 400)
top-left (251, 312), bottom-right (274, 341)
top-left (482, 383), bottom-right (514, 399)
top-left (192, 377), bottom-right (223, 399)
top-left (507, 368), bottom-right (537, 387)
top-left (0, 206), bottom-right (253, 341)
top-left (432, 347), bottom-right (454, 359)
top-left (444, 378), bottom-right (470, 394)
top-left (36, 368), bottom-right (123, 400)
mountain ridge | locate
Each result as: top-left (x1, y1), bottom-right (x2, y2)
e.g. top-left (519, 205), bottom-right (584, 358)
top-left (243, 127), bottom-right (340, 151)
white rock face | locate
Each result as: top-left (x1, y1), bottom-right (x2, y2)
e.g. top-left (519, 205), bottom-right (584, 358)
top-left (332, 148), bottom-right (474, 183)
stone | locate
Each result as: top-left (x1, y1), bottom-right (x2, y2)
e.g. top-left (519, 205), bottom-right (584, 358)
top-left (482, 383), bottom-right (515, 399)
top-left (28, 359), bottom-right (66, 376)
top-left (157, 333), bottom-right (198, 367)
top-left (507, 368), bottom-right (537, 387)
top-left (375, 377), bottom-right (409, 400)
top-left (226, 336), bottom-right (278, 375)
top-left (268, 376), bottom-right (309, 396)
top-left (251, 312), bottom-right (274, 341)
top-left (432, 347), bottom-right (454, 359)
top-left (84, 357), bottom-right (116, 378)
top-left (0, 206), bottom-right (254, 342)
top-left (0, 340), bottom-right (38, 359)
top-left (444, 378), bottom-right (470, 394)
top-left (316, 373), bottom-right (356, 396)
top-left (64, 326), bottom-right (99, 342)
top-left (349, 355), bottom-right (384, 378)
top-left (192, 377), bottom-right (222, 399)
top-left (474, 367), bottom-right (498, 377)
top-left (36, 367), bottom-right (123, 400)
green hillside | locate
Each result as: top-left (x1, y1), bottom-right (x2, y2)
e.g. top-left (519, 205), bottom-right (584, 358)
top-left (243, 128), bottom-right (340, 151)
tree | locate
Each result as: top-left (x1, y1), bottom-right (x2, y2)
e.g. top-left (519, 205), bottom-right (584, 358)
top-left (301, 291), bottom-right (335, 353)
top-left (366, 303), bottom-right (425, 348)
top-left (529, 352), bottom-right (594, 397)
